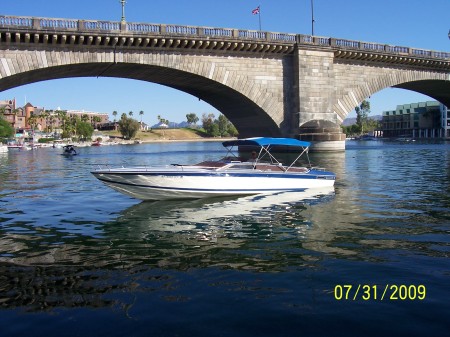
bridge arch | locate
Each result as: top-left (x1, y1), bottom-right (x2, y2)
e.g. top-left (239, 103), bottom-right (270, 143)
top-left (0, 51), bottom-right (286, 137)
top-left (334, 65), bottom-right (449, 120)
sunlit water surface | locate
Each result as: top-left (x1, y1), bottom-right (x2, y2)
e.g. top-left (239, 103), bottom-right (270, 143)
top-left (0, 140), bottom-right (449, 337)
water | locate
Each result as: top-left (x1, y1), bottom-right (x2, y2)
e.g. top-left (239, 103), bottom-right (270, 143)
top-left (0, 140), bottom-right (449, 337)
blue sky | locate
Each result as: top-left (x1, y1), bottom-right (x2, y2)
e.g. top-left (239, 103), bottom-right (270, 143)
top-left (1, 0), bottom-right (449, 125)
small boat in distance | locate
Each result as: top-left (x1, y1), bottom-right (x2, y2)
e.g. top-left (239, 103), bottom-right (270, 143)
top-left (91, 137), bottom-right (336, 201)
top-left (61, 145), bottom-right (77, 156)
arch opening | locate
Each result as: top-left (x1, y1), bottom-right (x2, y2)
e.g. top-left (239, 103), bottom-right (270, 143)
top-left (0, 62), bottom-right (282, 138)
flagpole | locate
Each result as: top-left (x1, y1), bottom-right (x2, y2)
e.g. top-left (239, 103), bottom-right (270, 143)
top-left (258, 5), bottom-right (262, 32)
top-left (252, 5), bottom-right (262, 32)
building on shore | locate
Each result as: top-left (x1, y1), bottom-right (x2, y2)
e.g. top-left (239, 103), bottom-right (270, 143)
top-left (0, 99), bottom-right (23, 127)
top-left (1, 99), bottom-right (110, 133)
top-left (381, 101), bottom-right (449, 138)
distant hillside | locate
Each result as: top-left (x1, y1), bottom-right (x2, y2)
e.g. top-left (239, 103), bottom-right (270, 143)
top-left (342, 115), bottom-right (382, 126)
top-left (152, 121), bottom-right (192, 129)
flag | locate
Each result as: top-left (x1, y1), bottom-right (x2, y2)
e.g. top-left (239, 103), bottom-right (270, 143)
top-left (252, 6), bottom-right (260, 15)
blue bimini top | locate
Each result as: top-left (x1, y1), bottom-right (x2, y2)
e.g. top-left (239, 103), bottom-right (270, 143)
top-left (222, 137), bottom-right (311, 148)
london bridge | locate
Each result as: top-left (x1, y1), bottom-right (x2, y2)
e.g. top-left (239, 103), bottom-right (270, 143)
top-left (1, 15), bottom-right (449, 150)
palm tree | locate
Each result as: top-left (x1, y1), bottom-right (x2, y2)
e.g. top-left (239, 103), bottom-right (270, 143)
top-left (55, 110), bottom-right (67, 135)
top-left (92, 116), bottom-right (102, 129)
top-left (41, 110), bottom-right (51, 132)
top-left (48, 114), bottom-right (56, 133)
top-left (27, 114), bottom-right (38, 131)
top-left (129, 111), bottom-right (134, 117)
top-left (139, 110), bottom-right (144, 122)
top-left (112, 110), bottom-right (118, 122)
top-left (10, 109), bottom-right (19, 129)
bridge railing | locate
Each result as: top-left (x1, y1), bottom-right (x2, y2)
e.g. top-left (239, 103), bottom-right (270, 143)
top-left (0, 15), bottom-right (33, 27)
top-left (126, 22), bottom-right (160, 33)
top-left (0, 14), bottom-right (448, 60)
top-left (39, 18), bottom-right (78, 29)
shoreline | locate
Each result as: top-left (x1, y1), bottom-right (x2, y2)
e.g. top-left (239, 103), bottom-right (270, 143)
top-left (139, 137), bottom-right (235, 144)
top-left (56, 137), bottom-right (236, 148)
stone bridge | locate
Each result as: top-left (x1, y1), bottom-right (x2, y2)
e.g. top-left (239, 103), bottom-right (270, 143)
top-left (1, 15), bottom-right (449, 150)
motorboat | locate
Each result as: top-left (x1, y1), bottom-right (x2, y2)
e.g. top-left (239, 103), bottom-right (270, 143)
top-left (61, 144), bottom-right (78, 156)
top-left (91, 137), bottom-right (336, 201)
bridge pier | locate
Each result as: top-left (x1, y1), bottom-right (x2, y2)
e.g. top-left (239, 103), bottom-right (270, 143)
top-left (293, 49), bottom-right (345, 151)
top-left (297, 119), bottom-right (346, 152)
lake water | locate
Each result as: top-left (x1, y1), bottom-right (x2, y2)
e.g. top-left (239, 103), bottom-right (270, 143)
top-left (0, 140), bottom-right (449, 337)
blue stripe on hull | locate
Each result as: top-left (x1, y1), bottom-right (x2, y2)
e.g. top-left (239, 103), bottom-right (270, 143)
top-left (96, 177), bottom-right (309, 193)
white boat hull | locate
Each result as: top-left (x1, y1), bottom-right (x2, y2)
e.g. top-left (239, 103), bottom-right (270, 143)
top-left (92, 166), bottom-right (335, 200)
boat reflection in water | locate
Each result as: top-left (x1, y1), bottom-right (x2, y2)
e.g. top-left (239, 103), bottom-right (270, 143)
top-left (114, 186), bottom-right (335, 234)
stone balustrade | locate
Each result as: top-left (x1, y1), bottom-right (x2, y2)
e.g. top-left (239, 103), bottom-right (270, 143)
top-left (1, 14), bottom-right (449, 61)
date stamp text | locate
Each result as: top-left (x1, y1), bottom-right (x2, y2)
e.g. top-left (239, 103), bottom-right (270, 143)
top-left (333, 284), bottom-right (426, 301)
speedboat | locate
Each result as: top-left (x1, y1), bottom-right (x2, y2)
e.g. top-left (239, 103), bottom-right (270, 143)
top-left (91, 137), bottom-right (336, 201)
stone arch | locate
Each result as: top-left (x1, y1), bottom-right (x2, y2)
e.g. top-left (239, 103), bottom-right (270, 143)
top-left (0, 50), bottom-right (287, 137)
top-left (334, 67), bottom-right (449, 120)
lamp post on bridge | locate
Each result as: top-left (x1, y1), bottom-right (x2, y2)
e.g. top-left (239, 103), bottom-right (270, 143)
top-left (311, 0), bottom-right (315, 36)
top-left (120, 0), bottom-right (126, 22)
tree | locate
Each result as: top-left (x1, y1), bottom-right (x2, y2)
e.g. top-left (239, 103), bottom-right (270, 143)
top-left (118, 114), bottom-right (140, 139)
top-left (355, 100), bottom-right (371, 134)
top-left (112, 110), bottom-right (118, 122)
top-left (341, 124), bottom-right (360, 137)
top-left (227, 123), bottom-right (238, 137)
top-left (202, 113), bottom-right (214, 135)
top-left (76, 121), bottom-right (94, 141)
top-left (92, 116), bottom-right (102, 128)
top-left (201, 113), bottom-right (221, 137)
top-left (0, 117), bottom-right (14, 138)
top-left (47, 114), bottom-right (56, 133)
top-left (217, 114), bottom-right (229, 136)
top-left (27, 114), bottom-right (38, 131)
top-left (186, 113), bottom-right (199, 126)
top-left (209, 123), bottom-right (220, 137)
top-left (55, 110), bottom-right (67, 134)
top-left (139, 110), bottom-right (144, 122)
